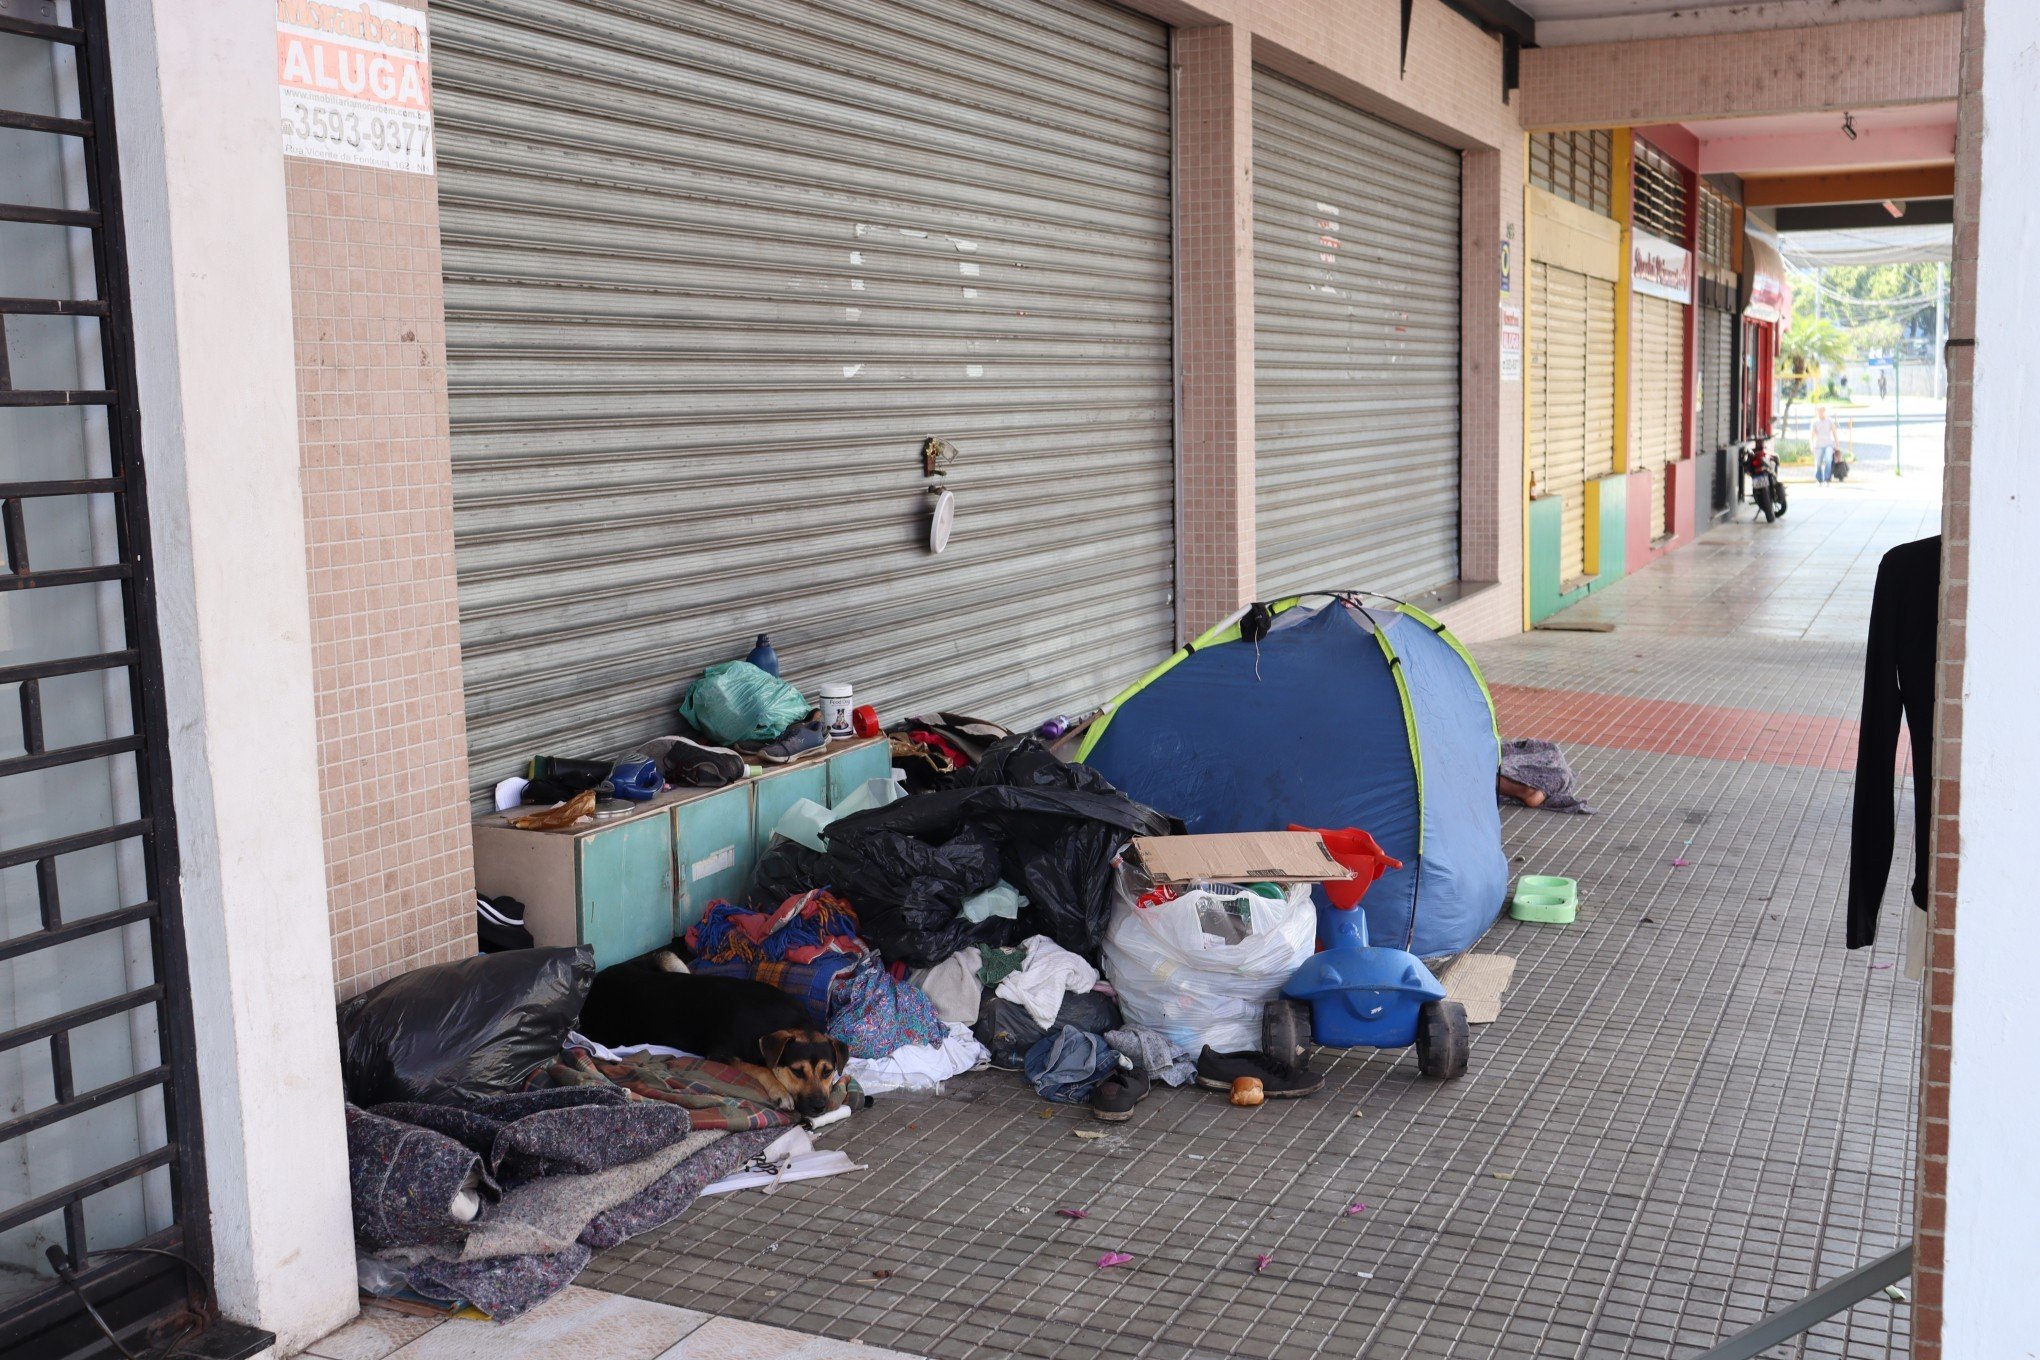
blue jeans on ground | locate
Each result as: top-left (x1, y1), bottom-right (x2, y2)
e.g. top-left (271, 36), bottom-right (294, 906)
top-left (1816, 445), bottom-right (1834, 482)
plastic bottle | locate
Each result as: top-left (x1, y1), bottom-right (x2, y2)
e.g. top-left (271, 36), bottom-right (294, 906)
top-left (745, 633), bottom-right (780, 677)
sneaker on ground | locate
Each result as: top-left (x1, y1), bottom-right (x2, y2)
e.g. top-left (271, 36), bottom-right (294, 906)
top-left (1193, 1046), bottom-right (1325, 1099)
top-left (758, 718), bottom-right (831, 765)
top-left (1088, 1063), bottom-right (1152, 1122)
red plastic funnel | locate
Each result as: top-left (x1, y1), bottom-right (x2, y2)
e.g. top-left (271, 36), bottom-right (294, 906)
top-left (1289, 825), bottom-right (1403, 910)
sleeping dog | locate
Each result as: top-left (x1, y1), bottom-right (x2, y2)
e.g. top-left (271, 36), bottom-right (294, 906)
top-left (577, 949), bottom-right (849, 1118)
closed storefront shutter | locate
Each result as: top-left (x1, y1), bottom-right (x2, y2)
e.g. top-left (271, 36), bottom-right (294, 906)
top-left (432, 0), bottom-right (1176, 803)
top-left (1631, 294), bottom-right (1684, 541)
top-left (1532, 262), bottom-right (1590, 582)
top-left (1252, 69), bottom-right (1462, 601)
top-left (1585, 279), bottom-right (1618, 484)
top-left (1700, 304), bottom-right (1735, 456)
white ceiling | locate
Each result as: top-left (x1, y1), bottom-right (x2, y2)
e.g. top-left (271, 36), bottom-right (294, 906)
top-left (1516, 0), bottom-right (1963, 48)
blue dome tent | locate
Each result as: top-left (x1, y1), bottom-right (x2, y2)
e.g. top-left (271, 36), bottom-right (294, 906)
top-left (1078, 596), bottom-right (1508, 960)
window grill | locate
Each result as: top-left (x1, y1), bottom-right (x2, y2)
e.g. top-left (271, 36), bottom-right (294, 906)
top-left (1632, 140), bottom-right (1689, 243)
top-left (1700, 185), bottom-right (1735, 271)
top-left (0, 3), bottom-right (211, 1355)
top-left (1529, 129), bottom-right (1612, 217)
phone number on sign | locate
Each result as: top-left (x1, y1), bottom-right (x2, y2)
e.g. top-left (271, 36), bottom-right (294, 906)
top-left (283, 100), bottom-right (433, 162)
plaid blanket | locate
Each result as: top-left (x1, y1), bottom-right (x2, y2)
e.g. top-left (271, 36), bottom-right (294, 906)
top-left (532, 1048), bottom-right (817, 1133)
top-left (687, 953), bottom-right (857, 1026)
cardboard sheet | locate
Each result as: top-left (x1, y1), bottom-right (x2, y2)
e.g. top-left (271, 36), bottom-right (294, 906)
top-left (1132, 832), bottom-right (1354, 885)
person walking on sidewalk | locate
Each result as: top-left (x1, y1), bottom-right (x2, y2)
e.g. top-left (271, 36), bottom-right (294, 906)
top-left (1810, 406), bottom-right (1840, 484)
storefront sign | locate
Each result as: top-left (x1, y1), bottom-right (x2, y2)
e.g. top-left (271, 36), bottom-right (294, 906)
top-left (277, 0), bottom-right (435, 175)
top-left (1499, 303), bottom-right (1523, 383)
top-left (1630, 229), bottom-right (1693, 305)
top-left (1746, 269), bottom-right (1787, 324)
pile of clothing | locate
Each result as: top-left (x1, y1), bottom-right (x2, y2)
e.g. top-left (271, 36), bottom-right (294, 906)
top-left (911, 934), bottom-right (1195, 1114)
top-left (667, 892), bottom-right (987, 1096)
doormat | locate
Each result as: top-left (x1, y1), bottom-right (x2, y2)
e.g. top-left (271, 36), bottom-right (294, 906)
top-left (1439, 954), bottom-right (1516, 1025)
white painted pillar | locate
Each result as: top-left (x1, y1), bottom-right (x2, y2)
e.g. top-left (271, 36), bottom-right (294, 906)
top-left (103, 3), bottom-right (357, 1351)
top-left (1943, 0), bottom-right (2040, 1352)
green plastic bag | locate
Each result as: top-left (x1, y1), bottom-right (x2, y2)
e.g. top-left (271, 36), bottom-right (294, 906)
top-left (680, 661), bottom-right (810, 745)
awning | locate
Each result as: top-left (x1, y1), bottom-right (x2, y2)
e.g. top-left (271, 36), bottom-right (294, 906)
top-left (1742, 230), bottom-right (1788, 324)
top-left (1779, 223), bottom-right (1954, 269)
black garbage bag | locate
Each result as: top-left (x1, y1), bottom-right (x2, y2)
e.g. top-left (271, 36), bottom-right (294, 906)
top-left (337, 946), bottom-right (594, 1106)
top-left (748, 836), bottom-right (831, 909)
top-left (973, 989), bottom-right (1123, 1066)
top-left (824, 736), bottom-right (1179, 964)
top-left (822, 819), bottom-right (1008, 966)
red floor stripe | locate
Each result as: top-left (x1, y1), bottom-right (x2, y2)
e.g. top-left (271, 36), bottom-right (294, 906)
top-left (1493, 684), bottom-right (1866, 773)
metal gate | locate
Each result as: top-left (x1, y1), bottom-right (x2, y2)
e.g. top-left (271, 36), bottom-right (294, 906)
top-left (1252, 68), bottom-right (1462, 601)
top-left (1631, 294), bottom-right (1683, 541)
top-left (1699, 303), bottom-right (1736, 515)
top-left (432, 0), bottom-right (1177, 803)
top-left (1, 5), bottom-right (211, 1356)
top-left (1531, 262), bottom-right (1588, 582)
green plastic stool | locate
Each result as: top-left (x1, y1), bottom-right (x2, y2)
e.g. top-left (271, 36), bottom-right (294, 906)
top-left (1510, 874), bottom-right (1577, 924)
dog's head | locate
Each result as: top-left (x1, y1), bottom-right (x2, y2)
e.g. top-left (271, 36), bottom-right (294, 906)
top-left (759, 1029), bottom-right (850, 1118)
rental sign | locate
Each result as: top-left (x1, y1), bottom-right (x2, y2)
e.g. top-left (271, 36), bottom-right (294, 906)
top-left (277, 0), bottom-right (435, 175)
top-left (1630, 229), bottom-right (1693, 305)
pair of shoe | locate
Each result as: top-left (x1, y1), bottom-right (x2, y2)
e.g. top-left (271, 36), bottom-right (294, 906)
top-left (1193, 1047), bottom-right (1325, 1099)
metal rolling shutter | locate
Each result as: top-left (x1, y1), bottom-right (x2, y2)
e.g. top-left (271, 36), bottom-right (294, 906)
top-left (1631, 295), bottom-right (1683, 540)
top-left (1585, 278), bottom-right (1618, 485)
top-left (431, 0), bottom-right (1176, 803)
top-left (1700, 304), bottom-right (1734, 456)
top-left (1252, 69), bottom-right (1462, 600)
top-left (1532, 262), bottom-right (1591, 582)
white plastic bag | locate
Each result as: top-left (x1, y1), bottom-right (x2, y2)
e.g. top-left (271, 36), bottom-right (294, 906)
top-left (1101, 869), bottom-right (1316, 1056)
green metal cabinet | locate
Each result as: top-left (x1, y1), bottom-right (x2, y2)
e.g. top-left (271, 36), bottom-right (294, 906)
top-left (577, 811), bottom-right (679, 964)
top-left (472, 737), bottom-right (894, 963)
top-left (750, 760), bottom-right (828, 859)
top-left (827, 738), bottom-right (893, 803)
top-left (674, 784), bottom-right (753, 934)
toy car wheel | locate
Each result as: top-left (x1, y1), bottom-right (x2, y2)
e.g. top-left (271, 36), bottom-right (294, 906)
top-left (1415, 1000), bottom-right (1469, 1080)
top-left (1262, 998), bottom-right (1313, 1067)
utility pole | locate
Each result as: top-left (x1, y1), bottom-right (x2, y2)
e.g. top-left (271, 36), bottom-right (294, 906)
top-left (1894, 354), bottom-right (1903, 477)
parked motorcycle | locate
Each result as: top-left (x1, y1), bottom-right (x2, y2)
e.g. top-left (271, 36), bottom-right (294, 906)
top-left (1746, 440), bottom-right (1789, 522)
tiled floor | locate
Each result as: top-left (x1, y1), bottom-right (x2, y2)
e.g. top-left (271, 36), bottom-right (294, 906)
top-left (567, 471), bottom-right (1937, 1358)
top-left (306, 1286), bottom-right (932, 1360)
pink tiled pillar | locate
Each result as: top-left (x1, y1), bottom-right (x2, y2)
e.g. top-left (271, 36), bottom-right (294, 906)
top-left (1173, 24), bottom-right (1257, 639)
top-left (1460, 147), bottom-right (1504, 589)
top-left (285, 158), bottom-right (478, 999)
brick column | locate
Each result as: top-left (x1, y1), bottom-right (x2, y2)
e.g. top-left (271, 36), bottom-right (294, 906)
top-left (1916, 3), bottom-right (1984, 1353)
top-left (1173, 24), bottom-right (1257, 638)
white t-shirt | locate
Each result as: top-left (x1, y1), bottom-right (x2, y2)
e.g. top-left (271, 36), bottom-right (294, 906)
top-left (1810, 418), bottom-right (1839, 450)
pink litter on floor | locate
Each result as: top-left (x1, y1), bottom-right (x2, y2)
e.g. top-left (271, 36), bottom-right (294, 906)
top-left (1057, 1209), bottom-right (1088, 1219)
top-left (1871, 963), bottom-right (1893, 970)
top-left (1345, 1202), bottom-right (1367, 1216)
top-left (1671, 858), bottom-right (1690, 867)
top-left (1098, 1252), bottom-right (1134, 1269)
top-left (1255, 1253), bottom-right (1274, 1273)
